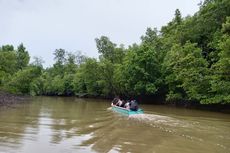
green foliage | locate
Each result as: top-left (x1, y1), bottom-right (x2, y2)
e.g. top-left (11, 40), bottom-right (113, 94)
top-left (50, 75), bottom-right (65, 95)
top-left (5, 66), bottom-right (42, 94)
top-left (74, 58), bottom-right (101, 96)
top-left (16, 43), bottom-right (30, 70)
top-left (163, 42), bottom-right (209, 101)
top-left (95, 36), bottom-right (125, 64)
top-left (95, 36), bottom-right (116, 62)
top-left (174, 9), bottom-right (182, 24)
top-left (1, 45), bottom-right (14, 52)
top-left (115, 30), bottom-right (163, 96)
top-left (53, 48), bottom-right (66, 76)
top-left (0, 45), bottom-right (17, 87)
top-left (0, 45), bottom-right (17, 75)
top-left (98, 59), bottom-right (115, 96)
top-left (54, 48), bottom-right (66, 65)
top-left (31, 56), bottom-right (45, 68)
top-left (204, 17), bottom-right (230, 104)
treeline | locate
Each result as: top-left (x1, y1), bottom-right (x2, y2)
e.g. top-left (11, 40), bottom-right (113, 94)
top-left (0, 0), bottom-right (230, 104)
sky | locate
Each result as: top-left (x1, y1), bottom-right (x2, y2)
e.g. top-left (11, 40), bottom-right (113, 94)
top-left (0, 0), bottom-right (201, 67)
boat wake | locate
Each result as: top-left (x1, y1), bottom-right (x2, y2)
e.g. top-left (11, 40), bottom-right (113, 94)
top-left (129, 114), bottom-right (191, 128)
top-left (106, 107), bottom-right (112, 111)
top-left (108, 107), bottom-right (193, 131)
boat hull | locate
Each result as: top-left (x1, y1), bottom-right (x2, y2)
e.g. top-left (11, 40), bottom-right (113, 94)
top-left (111, 105), bottom-right (144, 116)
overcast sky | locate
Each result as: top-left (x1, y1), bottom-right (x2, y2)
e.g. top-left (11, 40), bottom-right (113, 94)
top-left (0, 0), bottom-right (201, 67)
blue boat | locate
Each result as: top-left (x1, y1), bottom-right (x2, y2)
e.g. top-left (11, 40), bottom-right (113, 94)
top-left (111, 104), bottom-right (144, 116)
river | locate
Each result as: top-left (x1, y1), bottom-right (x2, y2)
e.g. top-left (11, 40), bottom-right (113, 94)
top-left (0, 97), bottom-right (229, 153)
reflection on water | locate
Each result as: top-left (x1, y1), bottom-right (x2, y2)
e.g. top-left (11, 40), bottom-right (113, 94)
top-left (0, 97), bottom-right (229, 153)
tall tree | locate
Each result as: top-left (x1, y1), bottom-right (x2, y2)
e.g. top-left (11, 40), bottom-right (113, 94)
top-left (53, 48), bottom-right (66, 76)
top-left (53, 48), bottom-right (66, 65)
top-left (95, 36), bottom-right (116, 63)
top-left (16, 43), bottom-right (30, 70)
top-left (31, 56), bottom-right (44, 68)
top-left (174, 9), bottom-right (182, 24)
top-left (0, 45), bottom-right (17, 87)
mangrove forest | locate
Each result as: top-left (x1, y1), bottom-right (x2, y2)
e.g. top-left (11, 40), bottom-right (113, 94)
top-left (1, 0), bottom-right (230, 105)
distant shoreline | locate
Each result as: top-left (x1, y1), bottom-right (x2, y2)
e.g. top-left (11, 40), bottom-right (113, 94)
top-left (1, 92), bottom-right (229, 113)
top-left (0, 91), bottom-right (27, 107)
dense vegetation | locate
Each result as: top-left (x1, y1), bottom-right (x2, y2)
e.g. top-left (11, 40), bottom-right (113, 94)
top-left (0, 0), bottom-right (230, 104)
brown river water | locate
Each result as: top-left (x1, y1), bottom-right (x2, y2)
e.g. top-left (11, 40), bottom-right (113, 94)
top-left (0, 97), bottom-right (229, 153)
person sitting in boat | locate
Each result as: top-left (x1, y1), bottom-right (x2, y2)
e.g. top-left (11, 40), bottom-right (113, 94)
top-left (112, 97), bottom-right (119, 105)
top-left (120, 100), bottom-right (126, 107)
top-left (130, 100), bottom-right (138, 111)
top-left (124, 100), bottom-right (130, 109)
top-left (116, 99), bottom-right (123, 107)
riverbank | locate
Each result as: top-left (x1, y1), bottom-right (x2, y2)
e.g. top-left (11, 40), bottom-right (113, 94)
top-left (137, 95), bottom-right (230, 114)
top-left (77, 94), bottom-right (230, 114)
top-left (1, 91), bottom-right (229, 113)
top-left (0, 91), bottom-right (27, 107)
top-left (166, 101), bottom-right (230, 114)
